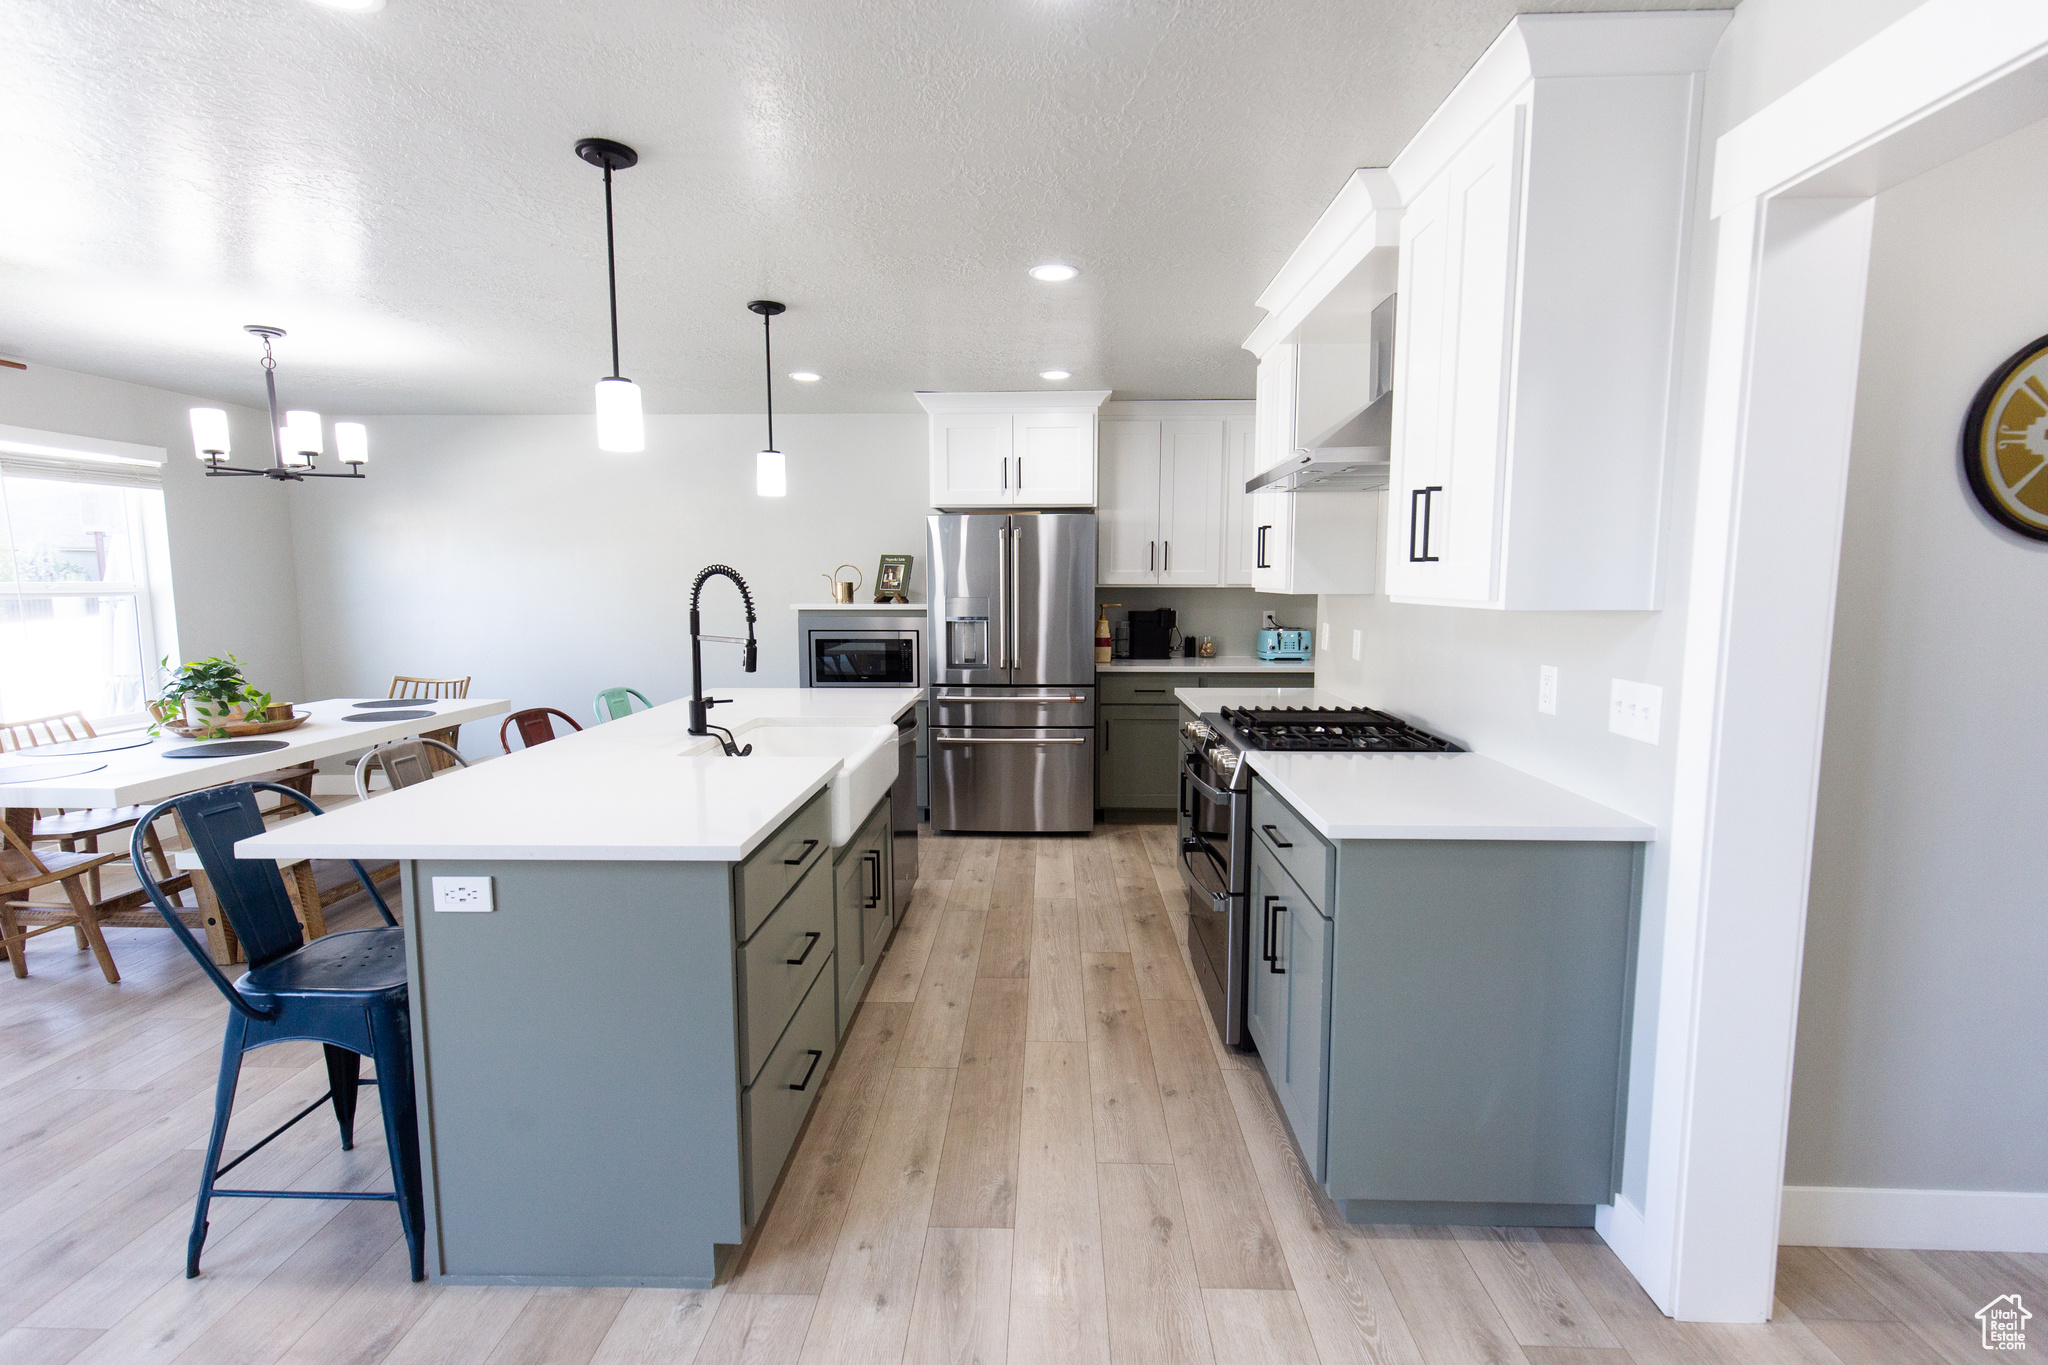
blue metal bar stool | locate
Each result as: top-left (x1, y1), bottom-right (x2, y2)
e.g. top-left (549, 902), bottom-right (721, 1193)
top-left (129, 781), bottom-right (425, 1281)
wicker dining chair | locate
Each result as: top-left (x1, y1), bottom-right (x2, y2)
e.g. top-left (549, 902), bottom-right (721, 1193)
top-left (389, 675), bottom-right (470, 755)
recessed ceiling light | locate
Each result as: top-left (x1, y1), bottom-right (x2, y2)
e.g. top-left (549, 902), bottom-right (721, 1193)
top-left (307, 0), bottom-right (385, 11)
top-left (788, 371), bottom-right (820, 382)
top-left (1028, 263), bottom-right (1079, 283)
top-left (1040, 370), bottom-right (1071, 381)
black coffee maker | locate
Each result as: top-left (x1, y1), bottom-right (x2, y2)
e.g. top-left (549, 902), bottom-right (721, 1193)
top-left (1127, 608), bottom-right (1176, 659)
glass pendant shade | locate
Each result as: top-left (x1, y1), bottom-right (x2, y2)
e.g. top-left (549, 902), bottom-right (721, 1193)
top-left (756, 448), bottom-right (787, 497)
top-left (334, 421), bottom-right (369, 466)
top-left (595, 377), bottom-right (645, 453)
top-left (189, 407), bottom-right (231, 461)
top-left (282, 409), bottom-right (323, 468)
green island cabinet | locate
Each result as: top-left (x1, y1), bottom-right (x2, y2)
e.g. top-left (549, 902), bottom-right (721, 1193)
top-left (1098, 670), bottom-right (1312, 811)
top-left (398, 783), bottom-right (898, 1287)
top-left (1247, 775), bottom-right (1642, 1225)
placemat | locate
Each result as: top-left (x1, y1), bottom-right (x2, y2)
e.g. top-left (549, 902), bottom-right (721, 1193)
top-left (0, 760), bottom-right (108, 784)
top-left (344, 709), bottom-right (435, 723)
top-left (30, 733), bottom-right (156, 757)
top-left (352, 699), bottom-right (437, 709)
top-left (163, 740), bottom-right (292, 758)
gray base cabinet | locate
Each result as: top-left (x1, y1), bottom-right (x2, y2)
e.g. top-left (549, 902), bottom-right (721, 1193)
top-left (1248, 776), bottom-right (1640, 1224)
top-left (833, 795), bottom-right (895, 1039)
top-left (1098, 670), bottom-right (1312, 812)
top-left (398, 783), bottom-right (906, 1289)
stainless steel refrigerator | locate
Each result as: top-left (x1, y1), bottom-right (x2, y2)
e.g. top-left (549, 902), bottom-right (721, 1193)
top-left (926, 512), bottom-right (1096, 833)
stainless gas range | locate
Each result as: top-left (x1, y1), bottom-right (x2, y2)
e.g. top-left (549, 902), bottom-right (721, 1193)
top-left (1177, 704), bottom-right (1458, 1046)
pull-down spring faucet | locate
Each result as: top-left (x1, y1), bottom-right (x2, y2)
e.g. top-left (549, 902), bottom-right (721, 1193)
top-left (688, 564), bottom-right (758, 756)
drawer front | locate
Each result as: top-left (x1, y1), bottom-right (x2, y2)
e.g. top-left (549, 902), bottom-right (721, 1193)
top-left (1099, 674), bottom-right (1179, 705)
top-left (738, 856), bottom-right (835, 1085)
top-left (1251, 777), bottom-right (1333, 914)
top-left (932, 687), bottom-right (1094, 729)
top-left (742, 963), bottom-right (837, 1225)
top-left (1199, 672), bottom-right (1314, 690)
top-left (736, 787), bottom-right (832, 940)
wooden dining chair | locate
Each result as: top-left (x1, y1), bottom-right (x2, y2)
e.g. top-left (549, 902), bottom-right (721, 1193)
top-left (390, 675), bottom-right (470, 753)
top-left (0, 819), bottom-right (200, 983)
top-left (593, 687), bottom-right (652, 723)
top-left (499, 708), bottom-right (582, 752)
top-left (4, 711), bottom-right (176, 903)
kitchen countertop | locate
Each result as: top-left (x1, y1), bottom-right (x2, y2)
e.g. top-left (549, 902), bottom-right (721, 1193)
top-left (236, 689), bottom-right (916, 864)
top-left (1175, 686), bottom-right (1652, 843)
top-left (1097, 655), bottom-right (1314, 673)
top-left (789, 602), bottom-right (925, 611)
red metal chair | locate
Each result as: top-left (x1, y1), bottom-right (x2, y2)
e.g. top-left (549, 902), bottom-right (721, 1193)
top-left (499, 708), bottom-right (583, 753)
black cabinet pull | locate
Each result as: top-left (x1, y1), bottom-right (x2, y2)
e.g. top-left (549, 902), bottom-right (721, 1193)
top-left (1261, 894), bottom-right (1279, 964)
top-left (1149, 541), bottom-right (1155, 571)
top-left (1408, 486), bottom-right (1442, 563)
top-left (783, 838), bottom-right (820, 866)
top-left (1256, 524), bottom-right (1271, 569)
top-left (865, 850), bottom-right (883, 907)
top-left (785, 930), bottom-right (821, 966)
top-left (789, 1049), bottom-right (824, 1092)
top-left (1270, 904), bottom-right (1287, 974)
top-left (1178, 766), bottom-right (1191, 820)
top-left (1163, 540), bottom-right (1169, 571)
top-left (1261, 823), bottom-right (1293, 849)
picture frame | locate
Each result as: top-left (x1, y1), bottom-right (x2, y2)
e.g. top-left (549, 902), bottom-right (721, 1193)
top-left (875, 553), bottom-right (912, 603)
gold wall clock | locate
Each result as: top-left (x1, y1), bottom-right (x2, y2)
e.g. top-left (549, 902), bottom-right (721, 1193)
top-left (1964, 332), bottom-right (2048, 541)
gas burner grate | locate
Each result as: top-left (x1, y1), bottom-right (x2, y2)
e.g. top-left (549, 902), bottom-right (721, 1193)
top-left (1219, 705), bottom-right (1460, 753)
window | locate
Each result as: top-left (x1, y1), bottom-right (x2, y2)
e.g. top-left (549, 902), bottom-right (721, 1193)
top-left (0, 425), bottom-right (179, 729)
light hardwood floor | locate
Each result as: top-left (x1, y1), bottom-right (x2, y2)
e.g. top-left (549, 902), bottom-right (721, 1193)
top-left (0, 822), bottom-right (2037, 1364)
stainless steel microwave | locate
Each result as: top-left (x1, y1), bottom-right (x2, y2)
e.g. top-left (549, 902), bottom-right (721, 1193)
top-left (803, 625), bottom-right (921, 688)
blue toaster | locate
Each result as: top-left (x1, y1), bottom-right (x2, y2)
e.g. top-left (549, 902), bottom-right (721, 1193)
top-left (1257, 628), bottom-right (1314, 662)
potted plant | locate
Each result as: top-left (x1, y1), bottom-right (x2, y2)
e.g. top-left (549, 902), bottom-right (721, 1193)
top-left (153, 656), bottom-right (275, 737)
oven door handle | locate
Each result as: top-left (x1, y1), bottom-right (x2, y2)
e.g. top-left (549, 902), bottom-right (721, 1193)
top-left (1181, 752), bottom-right (1236, 806)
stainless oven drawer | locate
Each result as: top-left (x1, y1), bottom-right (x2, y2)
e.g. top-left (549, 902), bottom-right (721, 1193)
top-left (931, 686), bottom-right (1094, 730)
top-left (929, 726), bottom-right (1094, 833)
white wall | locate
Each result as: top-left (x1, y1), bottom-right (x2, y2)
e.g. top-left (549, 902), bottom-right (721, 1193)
top-left (1786, 116), bottom-right (2048, 1196)
top-left (0, 362), bottom-right (307, 704)
top-left (1098, 587), bottom-right (1318, 660)
top-left (1308, 0), bottom-right (1943, 1214)
top-left (287, 414), bottom-right (929, 748)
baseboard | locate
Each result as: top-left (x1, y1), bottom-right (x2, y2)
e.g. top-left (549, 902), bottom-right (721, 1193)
top-left (1780, 1185), bottom-right (2048, 1251)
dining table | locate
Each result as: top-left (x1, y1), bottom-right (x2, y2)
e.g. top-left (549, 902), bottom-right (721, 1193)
top-left (0, 696), bottom-right (509, 964)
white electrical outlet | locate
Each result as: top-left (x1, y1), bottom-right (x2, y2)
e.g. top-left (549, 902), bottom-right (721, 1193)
top-left (1319, 621), bottom-right (1330, 653)
top-left (1351, 629), bottom-right (1362, 661)
top-left (1608, 679), bottom-right (1662, 744)
top-left (433, 876), bottom-right (495, 912)
top-left (1538, 665), bottom-right (1559, 716)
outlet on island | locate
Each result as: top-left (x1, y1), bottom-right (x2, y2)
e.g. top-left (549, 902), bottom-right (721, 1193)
top-left (433, 876), bottom-right (495, 912)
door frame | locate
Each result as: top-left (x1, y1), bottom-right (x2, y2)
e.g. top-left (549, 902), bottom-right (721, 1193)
top-left (1602, 0), bottom-right (2048, 1321)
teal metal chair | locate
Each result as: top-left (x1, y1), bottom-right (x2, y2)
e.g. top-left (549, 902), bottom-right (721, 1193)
top-left (593, 687), bottom-right (651, 723)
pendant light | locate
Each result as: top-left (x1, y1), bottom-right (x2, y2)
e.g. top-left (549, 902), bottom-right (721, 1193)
top-left (187, 326), bottom-right (367, 480)
top-left (576, 137), bottom-right (644, 453)
top-left (750, 300), bottom-right (787, 497)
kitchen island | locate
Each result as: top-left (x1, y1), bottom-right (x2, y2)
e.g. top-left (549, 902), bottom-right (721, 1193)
top-left (1177, 686), bottom-right (1654, 1227)
top-left (239, 689), bottom-right (916, 1287)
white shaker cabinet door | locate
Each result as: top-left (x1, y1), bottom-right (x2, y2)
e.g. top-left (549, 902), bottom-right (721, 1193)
top-left (1222, 417), bottom-right (1258, 586)
top-left (1013, 410), bottom-right (1097, 506)
top-left (931, 413), bottom-right (1013, 507)
top-left (1158, 419), bottom-right (1224, 585)
top-left (1098, 419), bottom-right (1162, 585)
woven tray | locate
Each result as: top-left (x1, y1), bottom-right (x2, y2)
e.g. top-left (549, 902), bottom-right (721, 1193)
top-left (166, 710), bottom-right (310, 739)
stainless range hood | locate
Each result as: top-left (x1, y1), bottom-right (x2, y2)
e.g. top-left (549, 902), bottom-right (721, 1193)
top-left (1245, 392), bottom-right (1390, 493)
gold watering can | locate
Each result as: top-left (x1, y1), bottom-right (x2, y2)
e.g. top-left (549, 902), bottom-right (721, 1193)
top-left (822, 564), bottom-right (863, 604)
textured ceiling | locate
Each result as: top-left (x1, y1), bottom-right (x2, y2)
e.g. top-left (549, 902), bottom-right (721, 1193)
top-left (0, 0), bottom-right (1730, 416)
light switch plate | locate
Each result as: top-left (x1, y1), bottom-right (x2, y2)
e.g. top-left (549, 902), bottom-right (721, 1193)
top-left (1538, 665), bottom-right (1558, 716)
top-left (1351, 629), bottom-right (1362, 662)
top-left (1609, 679), bottom-right (1662, 744)
top-left (433, 876), bottom-right (494, 912)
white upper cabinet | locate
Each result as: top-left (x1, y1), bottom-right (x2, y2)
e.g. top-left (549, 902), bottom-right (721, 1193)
top-left (1096, 402), bottom-right (1247, 588)
top-left (918, 392), bottom-right (1111, 509)
top-left (1381, 12), bottom-right (1728, 610)
top-left (1222, 417), bottom-right (1258, 586)
top-left (1248, 344), bottom-right (1379, 597)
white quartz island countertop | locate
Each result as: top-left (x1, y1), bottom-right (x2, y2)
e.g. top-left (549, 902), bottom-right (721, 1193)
top-left (236, 689), bottom-right (916, 864)
top-left (1178, 686), bottom-right (1652, 843)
